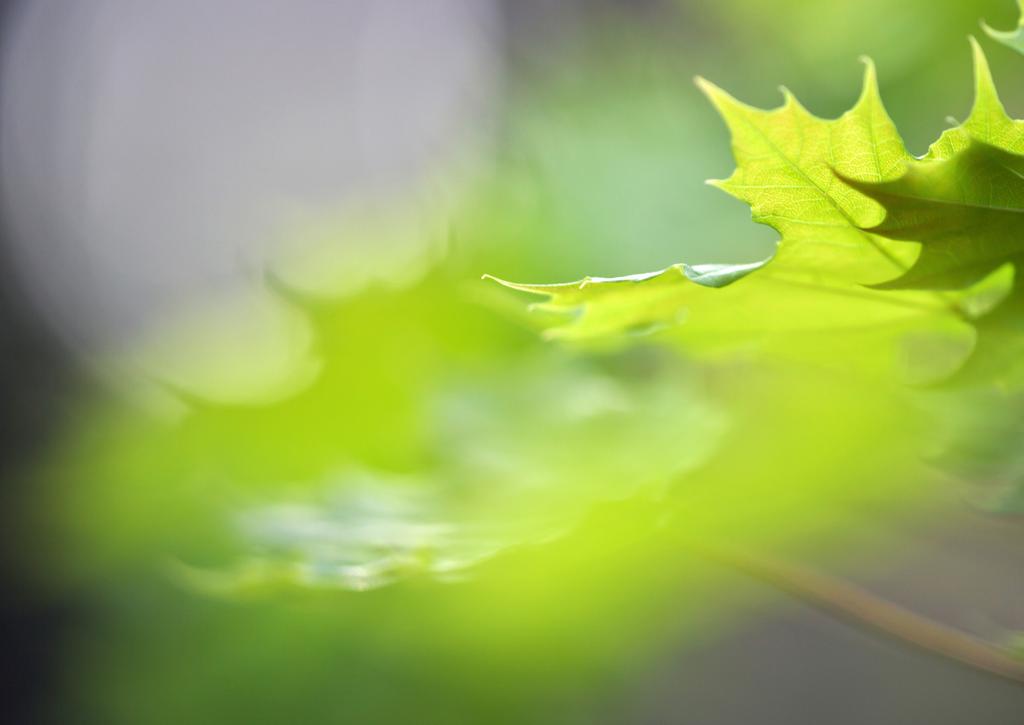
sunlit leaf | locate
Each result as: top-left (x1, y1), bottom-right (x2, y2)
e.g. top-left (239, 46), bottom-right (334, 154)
top-left (846, 43), bottom-right (1024, 383)
top-left (488, 61), bottom-right (984, 380)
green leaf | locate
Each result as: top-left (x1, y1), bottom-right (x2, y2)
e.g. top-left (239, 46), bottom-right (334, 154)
top-left (845, 42), bottom-right (1024, 292)
top-left (843, 141), bottom-right (1024, 290)
top-left (842, 42), bottom-right (1024, 384)
top-left (483, 260), bottom-right (771, 341)
top-left (695, 59), bottom-right (915, 286)
top-left (948, 284), bottom-right (1024, 386)
top-left (983, 0), bottom-right (1024, 56)
top-left (488, 61), bottom-right (977, 379)
top-left (924, 38), bottom-right (1024, 159)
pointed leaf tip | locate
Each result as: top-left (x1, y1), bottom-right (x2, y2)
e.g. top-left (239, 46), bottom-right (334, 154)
top-left (966, 35), bottom-right (1009, 126)
top-left (852, 56), bottom-right (884, 111)
top-left (695, 76), bottom-right (744, 115)
top-left (858, 56), bottom-right (878, 89)
top-left (479, 272), bottom-right (552, 296)
top-left (694, 75), bottom-right (722, 102)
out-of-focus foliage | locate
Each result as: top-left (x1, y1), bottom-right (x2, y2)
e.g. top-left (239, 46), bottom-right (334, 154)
top-left (34, 3), bottom-right (1024, 724)
top-left (929, 387), bottom-right (1024, 514)
top-left (985, 0), bottom-right (1024, 55)
top-left (47, 246), bottom-right (943, 723)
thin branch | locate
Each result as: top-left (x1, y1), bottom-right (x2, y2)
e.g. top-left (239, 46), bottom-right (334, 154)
top-left (696, 541), bottom-right (1024, 685)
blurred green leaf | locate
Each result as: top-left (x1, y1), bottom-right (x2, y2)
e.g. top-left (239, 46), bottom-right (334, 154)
top-left (984, 0), bottom-right (1024, 55)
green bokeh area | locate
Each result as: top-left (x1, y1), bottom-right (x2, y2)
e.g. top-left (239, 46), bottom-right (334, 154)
top-left (34, 2), bottom-right (1024, 723)
top-left (51, 269), bottom-right (937, 724)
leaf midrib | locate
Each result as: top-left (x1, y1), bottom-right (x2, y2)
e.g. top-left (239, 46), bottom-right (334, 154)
top-left (734, 108), bottom-right (902, 258)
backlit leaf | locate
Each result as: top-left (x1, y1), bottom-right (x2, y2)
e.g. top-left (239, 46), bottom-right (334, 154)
top-left (488, 61), bottom-right (980, 380)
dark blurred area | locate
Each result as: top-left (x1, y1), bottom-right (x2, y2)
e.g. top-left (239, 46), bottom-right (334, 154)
top-left (0, 6), bottom-right (71, 723)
